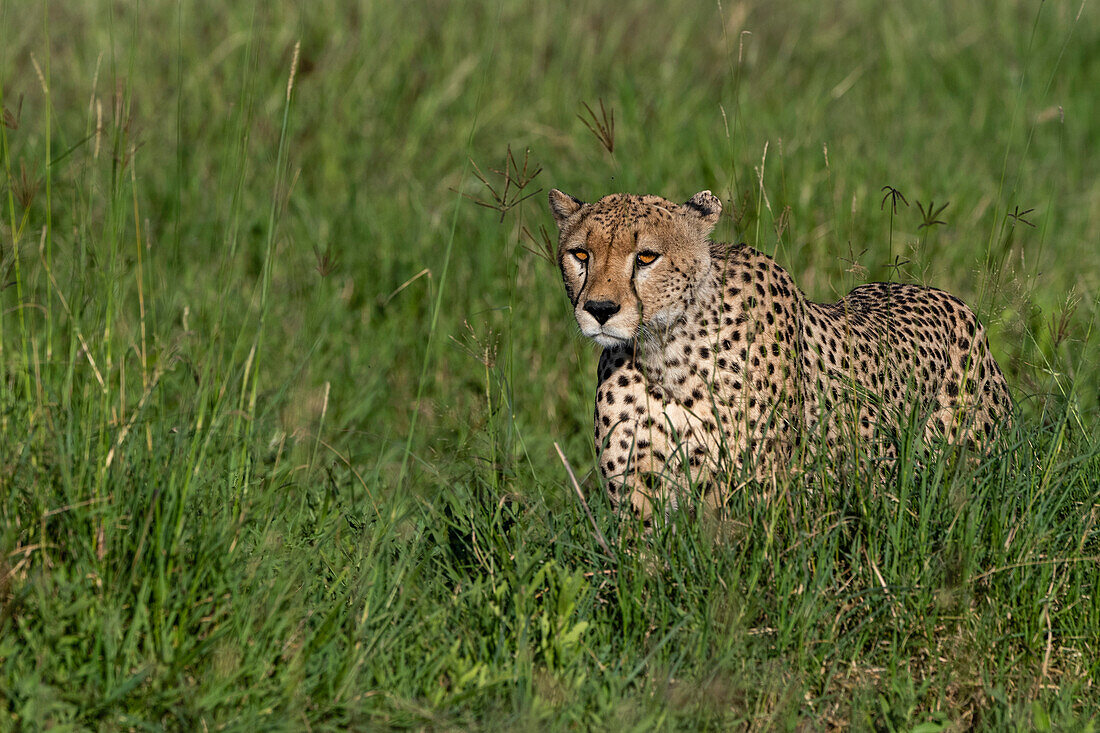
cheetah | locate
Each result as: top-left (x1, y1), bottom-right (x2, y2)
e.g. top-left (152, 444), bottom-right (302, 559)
top-left (549, 188), bottom-right (1013, 519)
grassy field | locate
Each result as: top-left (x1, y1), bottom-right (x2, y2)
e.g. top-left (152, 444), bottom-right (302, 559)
top-left (2, 0), bottom-right (1099, 729)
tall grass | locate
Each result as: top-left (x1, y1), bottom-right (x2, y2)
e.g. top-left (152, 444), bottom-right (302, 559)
top-left (1, 0), bottom-right (1098, 728)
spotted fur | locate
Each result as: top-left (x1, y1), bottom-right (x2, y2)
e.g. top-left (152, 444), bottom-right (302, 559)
top-left (549, 189), bottom-right (1013, 519)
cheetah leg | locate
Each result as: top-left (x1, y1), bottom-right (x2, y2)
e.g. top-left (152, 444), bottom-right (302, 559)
top-left (599, 399), bottom-right (721, 524)
top-left (927, 349), bottom-right (1011, 451)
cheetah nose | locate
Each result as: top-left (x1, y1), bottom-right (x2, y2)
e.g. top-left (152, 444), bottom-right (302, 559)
top-left (583, 299), bottom-right (621, 325)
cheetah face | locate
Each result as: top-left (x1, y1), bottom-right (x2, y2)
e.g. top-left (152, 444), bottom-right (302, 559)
top-left (549, 189), bottom-right (721, 348)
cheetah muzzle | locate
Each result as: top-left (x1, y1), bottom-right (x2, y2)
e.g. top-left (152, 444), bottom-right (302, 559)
top-left (549, 188), bottom-right (1014, 520)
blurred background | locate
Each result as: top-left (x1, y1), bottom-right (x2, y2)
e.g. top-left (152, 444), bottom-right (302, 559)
top-left (3, 2), bottom-right (1097, 489)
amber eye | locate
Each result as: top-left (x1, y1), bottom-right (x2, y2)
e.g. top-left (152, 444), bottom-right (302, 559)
top-left (636, 251), bottom-right (660, 266)
top-left (570, 249), bottom-right (589, 262)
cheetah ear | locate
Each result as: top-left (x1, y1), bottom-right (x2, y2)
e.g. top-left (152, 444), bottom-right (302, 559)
top-left (680, 190), bottom-right (722, 232)
top-left (548, 189), bottom-right (584, 227)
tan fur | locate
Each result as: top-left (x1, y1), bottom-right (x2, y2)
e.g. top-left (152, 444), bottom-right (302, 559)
top-left (550, 189), bottom-right (1014, 521)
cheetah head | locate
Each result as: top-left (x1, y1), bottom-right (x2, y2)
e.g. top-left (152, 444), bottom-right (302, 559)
top-left (549, 189), bottom-right (721, 348)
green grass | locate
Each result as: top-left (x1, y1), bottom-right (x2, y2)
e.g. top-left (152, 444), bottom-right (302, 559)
top-left (1, 0), bottom-right (1098, 729)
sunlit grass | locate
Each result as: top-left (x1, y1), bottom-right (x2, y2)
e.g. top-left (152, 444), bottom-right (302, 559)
top-left (1, 0), bottom-right (1097, 728)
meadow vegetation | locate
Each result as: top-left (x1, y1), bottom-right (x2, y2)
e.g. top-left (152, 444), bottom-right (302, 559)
top-left (1, 0), bottom-right (1098, 728)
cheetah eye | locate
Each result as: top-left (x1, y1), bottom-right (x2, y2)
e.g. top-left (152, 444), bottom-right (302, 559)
top-left (636, 251), bottom-right (660, 266)
top-left (569, 249), bottom-right (589, 263)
